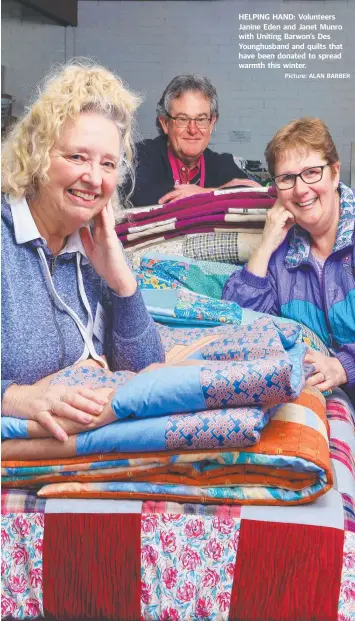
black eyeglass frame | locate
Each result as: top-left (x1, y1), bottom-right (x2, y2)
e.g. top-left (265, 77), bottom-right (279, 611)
top-left (272, 163), bottom-right (329, 190)
top-left (165, 112), bottom-right (212, 128)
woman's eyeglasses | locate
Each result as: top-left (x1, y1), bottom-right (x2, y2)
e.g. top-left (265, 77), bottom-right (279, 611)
top-left (273, 164), bottom-right (329, 190)
top-left (166, 113), bottom-right (212, 129)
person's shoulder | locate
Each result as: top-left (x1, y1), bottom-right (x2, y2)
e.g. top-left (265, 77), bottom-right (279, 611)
top-left (1, 194), bottom-right (12, 224)
top-left (204, 147), bottom-right (234, 161)
top-left (2, 192), bottom-right (11, 208)
top-left (204, 148), bottom-right (237, 172)
top-left (1, 195), bottom-right (16, 252)
top-left (339, 183), bottom-right (355, 248)
top-left (339, 182), bottom-right (355, 207)
top-left (136, 135), bottom-right (166, 154)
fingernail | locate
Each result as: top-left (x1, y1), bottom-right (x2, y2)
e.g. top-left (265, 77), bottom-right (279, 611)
top-left (83, 415), bottom-right (92, 423)
top-left (59, 432), bottom-right (68, 441)
top-left (97, 398), bottom-right (109, 405)
top-left (94, 406), bottom-right (103, 414)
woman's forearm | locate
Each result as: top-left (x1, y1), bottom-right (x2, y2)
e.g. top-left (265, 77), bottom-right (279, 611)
top-left (246, 243), bottom-right (274, 278)
top-left (2, 384), bottom-right (32, 418)
top-left (27, 389), bottom-right (115, 438)
top-left (2, 436), bottom-right (77, 461)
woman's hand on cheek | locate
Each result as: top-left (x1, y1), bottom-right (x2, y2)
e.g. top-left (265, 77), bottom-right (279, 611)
top-left (80, 202), bottom-right (137, 296)
top-left (304, 349), bottom-right (348, 391)
top-left (260, 200), bottom-right (295, 255)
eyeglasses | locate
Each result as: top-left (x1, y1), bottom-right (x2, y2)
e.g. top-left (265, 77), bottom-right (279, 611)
top-left (273, 164), bottom-right (329, 190)
top-left (166, 113), bottom-right (212, 129)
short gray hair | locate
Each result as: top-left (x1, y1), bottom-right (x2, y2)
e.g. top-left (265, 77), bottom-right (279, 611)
top-left (156, 74), bottom-right (219, 134)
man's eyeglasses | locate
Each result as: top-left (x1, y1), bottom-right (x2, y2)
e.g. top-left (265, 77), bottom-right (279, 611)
top-left (166, 113), bottom-right (212, 129)
top-left (273, 164), bottom-right (329, 190)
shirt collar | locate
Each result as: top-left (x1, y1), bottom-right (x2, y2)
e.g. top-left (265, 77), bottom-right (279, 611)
top-left (9, 196), bottom-right (89, 260)
top-left (168, 147), bottom-right (201, 178)
top-left (175, 154), bottom-right (200, 174)
top-left (285, 182), bottom-right (355, 267)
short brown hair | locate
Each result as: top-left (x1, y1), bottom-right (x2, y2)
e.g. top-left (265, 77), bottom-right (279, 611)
top-left (265, 117), bottom-right (339, 177)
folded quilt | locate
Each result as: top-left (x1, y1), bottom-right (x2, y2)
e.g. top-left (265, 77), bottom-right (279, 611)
top-left (118, 191), bottom-right (274, 250)
top-left (124, 224), bottom-right (263, 249)
top-left (121, 188), bottom-right (276, 223)
top-left (2, 317), bottom-right (335, 506)
top-left (125, 232), bottom-right (263, 273)
top-left (2, 388), bottom-right (333, 506)
top-left (136, 255), bottom-right (332, 367)
top-left (119, 217), bottom-right (264, 245)
top-left (116, 206), bottom-right (267, 237)
top-left (1, 316), bottom-right (306, 447)
top-left (2, 388), bottom-right (354, 621)
top-left (111, 314), bottom-right (305, 412)
top-left (137, 254), bottom-right (238, 299)
top-left (126, 237), bottom-right (186, 270)
top-left (183, 232), bottom-right (263, 264)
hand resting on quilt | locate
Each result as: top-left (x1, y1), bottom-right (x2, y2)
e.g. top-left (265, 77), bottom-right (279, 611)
top-left (2, 382), bottom-right (110, 442)
top-left (1, 361), bottom-right (177, 460)
top-left (4, 359), bottom-right (204, 443)
top-left (304, 349), bottom-right (347, 392)
top-left (158, 178), bottom-right (261, 204)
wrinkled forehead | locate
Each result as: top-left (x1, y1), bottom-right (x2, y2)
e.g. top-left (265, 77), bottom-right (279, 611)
top-left (54, 112), bottom-right (121, 155)
top-left (275, 147), bottom-right (326, 174)
top-left (168, 91), bottom-right (212, 116)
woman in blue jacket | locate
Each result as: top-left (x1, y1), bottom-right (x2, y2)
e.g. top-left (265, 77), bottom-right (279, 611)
top-left (1, 61), bottom-right (164, 441)
top-left (223, 117), bottom-right (355, 401)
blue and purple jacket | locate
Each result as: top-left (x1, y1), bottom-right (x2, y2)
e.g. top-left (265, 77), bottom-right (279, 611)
top-left (223, 183), bottom-right (355, 389)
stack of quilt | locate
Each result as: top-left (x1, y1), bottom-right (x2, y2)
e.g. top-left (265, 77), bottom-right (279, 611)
top-left (119, 188), bottom-right (275, 261)
top-left (2, 316), bottom-right (332, 507)
top-left (2, 251), bottom-right (354, 621)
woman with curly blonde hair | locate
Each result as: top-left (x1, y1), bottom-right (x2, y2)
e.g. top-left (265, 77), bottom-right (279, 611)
top-left (1, 60), bottom-right (164, 441)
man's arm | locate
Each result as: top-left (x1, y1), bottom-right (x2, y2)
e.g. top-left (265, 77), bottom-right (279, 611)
top-left (158, 151), bottom-right (260, 203)
top-left (127, 140), bottom-right (174, 207)
top-left (209, 151), bottom-right (249, 187)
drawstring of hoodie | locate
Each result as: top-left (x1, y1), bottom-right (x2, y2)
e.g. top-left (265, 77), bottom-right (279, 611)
top-left (37, 247), bottom-right (107, 368)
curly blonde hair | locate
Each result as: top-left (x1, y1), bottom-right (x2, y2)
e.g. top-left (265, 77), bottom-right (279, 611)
top-left (2, 59), bottom-right (141, 216)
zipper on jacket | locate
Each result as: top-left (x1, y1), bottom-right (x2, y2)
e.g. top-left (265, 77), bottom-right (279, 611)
top-left (305, 258), bottom-right (333, 349)
top-left (320, 257), bottom-right (334, 349)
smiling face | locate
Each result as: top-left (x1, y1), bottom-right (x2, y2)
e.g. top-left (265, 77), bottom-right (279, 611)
top-left (159, 91), bottom-right (216, 166)
top-left (37, 112), bottom-right (120, 231)
top-left (274, 149), bottom-right (340, 233)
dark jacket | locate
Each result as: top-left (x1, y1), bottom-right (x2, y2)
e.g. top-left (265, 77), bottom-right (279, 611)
top-left (127, 135), bottom-right (248, 206)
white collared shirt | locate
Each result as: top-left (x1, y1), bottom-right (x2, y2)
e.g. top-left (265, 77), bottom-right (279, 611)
top-left (10, 195), bottom-right (89, 263)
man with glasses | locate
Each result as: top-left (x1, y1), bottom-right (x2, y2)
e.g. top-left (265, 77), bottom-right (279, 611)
top-left (128, 74), bottom-right (258, 206)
